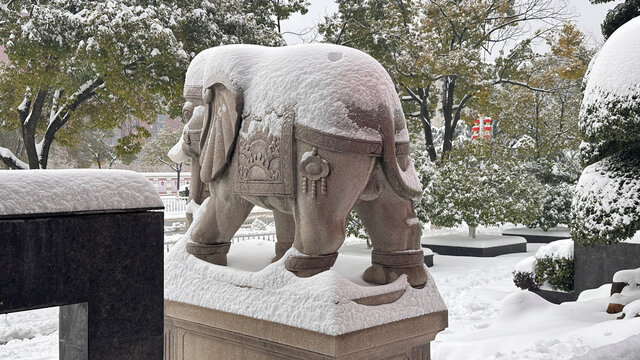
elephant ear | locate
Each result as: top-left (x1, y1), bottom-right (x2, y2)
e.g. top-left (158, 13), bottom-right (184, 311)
top-left (199, 81), bottom-right (244, 182)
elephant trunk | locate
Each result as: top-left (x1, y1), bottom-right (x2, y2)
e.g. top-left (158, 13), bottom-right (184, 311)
top-left (189, 160), bottom-right (207, 205)
top-left (379, 117), bottom-right (423, 201)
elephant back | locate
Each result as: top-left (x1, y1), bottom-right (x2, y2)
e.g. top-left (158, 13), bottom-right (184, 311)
top-left (186, 44), bottom-right (421, 198)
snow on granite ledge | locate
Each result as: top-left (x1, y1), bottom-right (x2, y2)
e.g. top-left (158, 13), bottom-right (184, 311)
top-left (0, 169), bottom-right (163, 216)
top-left (421, 234), bottom-right (526, 248)
top-left (164, 199), bottom-right (447, 336)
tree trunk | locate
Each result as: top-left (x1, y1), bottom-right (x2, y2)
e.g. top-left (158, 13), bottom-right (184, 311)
top-left (418, 88), bottom-right (437, 162)
top-left (176, 165), bottom-right (181, 195)
top-left (469, 225), bottom-right (477, 239)
top-left (21, 89), bottom-right (49, 169)
top-left (441, 78), bottom-right (456, 158)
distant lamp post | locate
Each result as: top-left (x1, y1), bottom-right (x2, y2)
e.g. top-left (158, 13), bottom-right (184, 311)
top-left (472, 116), bottom-right (492, 139)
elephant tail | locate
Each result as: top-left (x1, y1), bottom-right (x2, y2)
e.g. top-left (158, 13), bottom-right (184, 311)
top-left (379, 120), bottom-right (423, 201)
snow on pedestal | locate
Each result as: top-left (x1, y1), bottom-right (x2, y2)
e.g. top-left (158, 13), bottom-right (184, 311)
top-left (164, 199), bottom-right (446, 336)
top-left (0, 169), bottom-right (163, 216)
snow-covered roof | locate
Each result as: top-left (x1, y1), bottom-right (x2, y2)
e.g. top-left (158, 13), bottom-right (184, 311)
top-left (183, 44), bottom-right (409, 142)
top-left (0, 169), bottom-right (163, 217)
top-left (579, 16), bottom-right (640, 156)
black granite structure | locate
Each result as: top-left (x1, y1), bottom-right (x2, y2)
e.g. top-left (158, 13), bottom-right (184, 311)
top-left (424, 253), bottom-right (434, 267)
top-left (532, 289), bottom-right (577, 303)
top-left (422, 242), bottom-right (527, 257)
top-left (574, 242), bottom-right (640, 295)
top-left (0, 209), bottom-right (164, 360)
top-left (534, 242), bottom-right (640, 304)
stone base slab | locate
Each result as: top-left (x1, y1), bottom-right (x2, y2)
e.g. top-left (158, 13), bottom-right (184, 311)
top-left (164, 300), bottom-right (447, 360)
top-left (532, 289), bottom-right (578, 304)
top-left (422, 235), bottom-right (527, 257)
top-left (502, 227), bottom-right (570, 243)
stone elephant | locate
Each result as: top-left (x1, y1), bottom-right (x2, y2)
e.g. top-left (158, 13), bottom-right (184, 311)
top-left (171, 44), bottom-right (427, 288)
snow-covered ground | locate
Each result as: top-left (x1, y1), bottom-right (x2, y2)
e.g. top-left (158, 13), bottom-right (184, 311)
top-left (2, 227), bottom-right (639, 359)
top-left (0, 307), bottom-right (58, 360)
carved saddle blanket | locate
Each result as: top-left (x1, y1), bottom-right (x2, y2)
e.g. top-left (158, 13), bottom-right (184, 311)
top-left (233, 107), bottom-right (409, 197)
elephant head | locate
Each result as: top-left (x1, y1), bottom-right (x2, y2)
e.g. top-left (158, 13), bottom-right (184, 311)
top-left (167, 100), bottom-right (210, 208)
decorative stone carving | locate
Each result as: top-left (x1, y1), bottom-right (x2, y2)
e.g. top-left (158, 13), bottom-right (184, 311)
top-left (172, 44), bottom-right (430, 288)
top-left (233, 108), bottom-right (294, 196)
top-left (299, 147), bottom-right (330, 198)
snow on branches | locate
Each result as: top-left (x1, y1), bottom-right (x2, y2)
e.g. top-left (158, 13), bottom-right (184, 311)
top-left (416, 140), bottom-right (543, 233)
top-left (0, 0), bottom-right (297, 169)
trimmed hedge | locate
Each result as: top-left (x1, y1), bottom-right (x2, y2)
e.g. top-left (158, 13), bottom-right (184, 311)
top-left (513, 256), bottom-right (574, 292)
top-left (534, 256), bottom-right (574, 292)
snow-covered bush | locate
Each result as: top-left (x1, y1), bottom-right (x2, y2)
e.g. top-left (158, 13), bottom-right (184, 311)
top-left (571, 17), bottom-right (640, 246)
top-left (528, 183), bottom-right (574, 230)
top-left (513, 239), bottom-right (574, 292)
top-left (417, 140), bottom-right (543, 237)
top-left (346, 211), bottom-right (371, 247)
top-left (534, 257), bottom-right (574, 292)
top-left (526, 155), bottom-right (581, 231)
top-left (513, 256), bottom-right (539, 291)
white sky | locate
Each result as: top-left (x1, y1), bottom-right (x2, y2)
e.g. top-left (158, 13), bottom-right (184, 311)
top-left (281, 0), bottom-right (623, 47)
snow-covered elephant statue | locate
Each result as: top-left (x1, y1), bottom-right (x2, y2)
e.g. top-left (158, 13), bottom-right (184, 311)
top-left (170, 44), bottom-right (427, 288)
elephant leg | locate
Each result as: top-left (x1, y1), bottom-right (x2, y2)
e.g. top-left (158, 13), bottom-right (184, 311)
top-left (285, 145), bottom-right (375, 277)
top-left (188, 175), bottom-right (254, 265)
top-left (354, 164), bottom-right (427, 288)
top-left (272, 211), bottom-right (295, 262)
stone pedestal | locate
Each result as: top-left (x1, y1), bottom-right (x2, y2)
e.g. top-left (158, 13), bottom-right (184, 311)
top-left (164, 300), bottom-right (447, 360)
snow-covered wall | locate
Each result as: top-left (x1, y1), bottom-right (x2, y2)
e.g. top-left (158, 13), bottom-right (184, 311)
top-left (0, 169), bottom-right (163, 216)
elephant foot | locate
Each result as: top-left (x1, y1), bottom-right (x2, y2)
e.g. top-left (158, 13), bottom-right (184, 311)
top-left (271, 242), bottom-right (294, 263)
top-left (363, 249), bottom-right (427, 288)
top-left (285, 252), bottom-right (339, 277)
top-left (186, 242), bottom-right (230, 266)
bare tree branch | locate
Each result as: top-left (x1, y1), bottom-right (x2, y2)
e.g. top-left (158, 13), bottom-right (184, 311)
top-left (493, 78), bottom-right (552, 93)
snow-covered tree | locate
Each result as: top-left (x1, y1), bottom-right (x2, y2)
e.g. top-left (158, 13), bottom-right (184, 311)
top-left (590, 0), bottom-right (640, 39)
top-left (570, 17), bottom-right (640, 246)
top-left (489, 24), bottom-right (593, 161)
top-left (0, 0), bottom-right (304, 169)
top-left (320, 0), bottom-right (571, 162)
top-left (417, 140), bottom-right (543, 238)
top-left (142, 127), bottom-right (187, 190)
top-left (525, 153), bottom-right (582, 230)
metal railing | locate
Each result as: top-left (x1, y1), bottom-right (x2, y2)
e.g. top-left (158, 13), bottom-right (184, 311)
top-left (164, 231), bottom-right (277, 253)
top-left (162, 196), bottom-right (189, 214)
